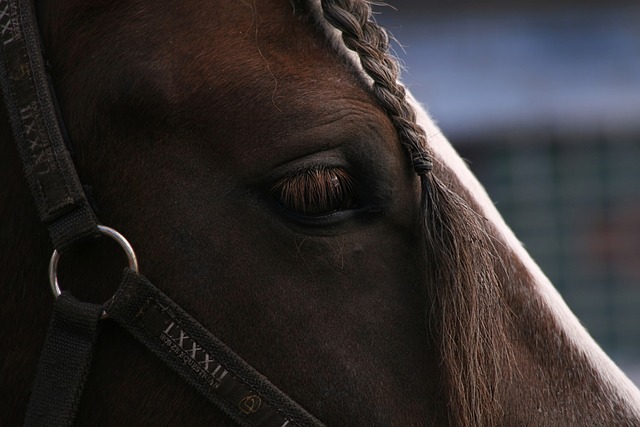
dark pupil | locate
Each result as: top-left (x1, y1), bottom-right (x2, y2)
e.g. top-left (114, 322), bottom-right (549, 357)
top-left (272, 167), bottom-right (354, 216)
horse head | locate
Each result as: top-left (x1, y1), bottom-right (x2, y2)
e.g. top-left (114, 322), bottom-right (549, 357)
top-left (1, 0), bottom-right (639, 425)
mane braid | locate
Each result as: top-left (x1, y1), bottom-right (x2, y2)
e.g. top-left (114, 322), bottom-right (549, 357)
top-left (317, 1), bottom-right (515, 425)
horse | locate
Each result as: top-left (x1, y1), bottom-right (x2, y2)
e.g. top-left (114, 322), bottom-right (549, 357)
top-left (1, 0), bottom-right (639, 425)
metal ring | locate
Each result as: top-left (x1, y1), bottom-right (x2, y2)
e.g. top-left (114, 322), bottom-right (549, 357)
top-left (49, 225), bottom-right (139, 299)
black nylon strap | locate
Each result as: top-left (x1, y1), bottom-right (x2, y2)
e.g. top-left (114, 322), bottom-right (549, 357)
top-left (4, 1), bottom-right (325, 426)
top-left (107, 269), bottom-right (325, 427)
top-left (0, 0), bottom-right (99, 251)
top-left (24, 293), bottom-right (103, 427)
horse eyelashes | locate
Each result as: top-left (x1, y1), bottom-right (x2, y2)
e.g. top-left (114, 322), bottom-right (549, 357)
top-left (271, 167), bottom-right (355, 216)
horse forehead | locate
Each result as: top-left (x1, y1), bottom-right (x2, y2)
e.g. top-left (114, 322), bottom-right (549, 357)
top-left (54, 0), bottom-right (396, 168)
top-left (155, 0), bottom-right (333, 76)
top-left (167, 2), bottom-right (364, 103)
top-left (145, 2), bottom-right (395, 168)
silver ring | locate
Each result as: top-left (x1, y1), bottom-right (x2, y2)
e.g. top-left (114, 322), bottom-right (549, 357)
top-left (49, 225), bottom-right (139, 298)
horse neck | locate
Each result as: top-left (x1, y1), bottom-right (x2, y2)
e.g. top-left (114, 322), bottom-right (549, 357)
top-left (410, 96), bottom-right (640, 424)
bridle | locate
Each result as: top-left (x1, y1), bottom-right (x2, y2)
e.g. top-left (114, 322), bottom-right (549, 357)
top-left (0, 1), bottom-right (324, 426)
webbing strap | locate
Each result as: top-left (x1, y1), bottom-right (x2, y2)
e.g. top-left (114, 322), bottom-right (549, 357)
top-left (107, 269), bottom-right (325, 427)
top-left (0, 0), bottom-right (99, 251)
top-left (24, 293), bottom-right (103, 427)
top-left (4, 1), bottom-right (326, 426)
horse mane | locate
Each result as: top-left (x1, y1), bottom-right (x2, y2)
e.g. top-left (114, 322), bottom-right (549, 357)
top-left (311, 1), bottom-right (516, 425)
top-left (422, 171), bottom-right (515, 425)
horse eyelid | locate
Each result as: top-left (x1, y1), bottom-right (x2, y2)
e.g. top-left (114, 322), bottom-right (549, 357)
top-left (270, 167), bottom-right (355, 216)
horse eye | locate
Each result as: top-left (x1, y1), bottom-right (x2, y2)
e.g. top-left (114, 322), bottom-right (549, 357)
top-left (271, 167), bottom-right (355, 216)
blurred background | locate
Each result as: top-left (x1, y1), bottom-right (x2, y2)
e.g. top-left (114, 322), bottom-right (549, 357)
top-left (378, 1), bottom-right (640, 384)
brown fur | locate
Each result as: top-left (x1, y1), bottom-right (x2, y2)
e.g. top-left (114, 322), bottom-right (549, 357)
top-left (425, 153), bottom-right (640, 425)
top-left (0, 1), bottom-right (638, 426)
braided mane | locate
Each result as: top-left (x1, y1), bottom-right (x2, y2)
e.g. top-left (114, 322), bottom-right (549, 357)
top-left (312, 1), bottom-right (516, 425)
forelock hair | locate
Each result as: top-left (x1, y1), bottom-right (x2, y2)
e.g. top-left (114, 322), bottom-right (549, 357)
top-left (308, 1), bottom-right (516, 425)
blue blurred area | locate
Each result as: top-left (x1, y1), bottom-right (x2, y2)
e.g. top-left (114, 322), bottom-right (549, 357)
top-left (380, 5), bottom-right (640, 138)
top-left (379, 4), bottom-right (640, 384)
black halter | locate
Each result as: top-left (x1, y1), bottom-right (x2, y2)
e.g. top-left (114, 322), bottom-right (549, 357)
top-left (0, 1), bottom-right (324, 426)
